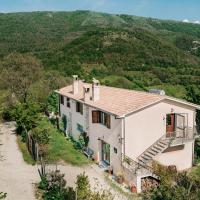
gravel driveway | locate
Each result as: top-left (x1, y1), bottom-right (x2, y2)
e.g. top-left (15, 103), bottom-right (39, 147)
top-left (0, 122), bottom-right (39, 200)
top-left (0, 122), bottom-right (128, 200)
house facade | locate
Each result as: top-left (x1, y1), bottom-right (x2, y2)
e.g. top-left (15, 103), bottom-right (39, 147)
top-left (56, 75), bottom-right (199, 192)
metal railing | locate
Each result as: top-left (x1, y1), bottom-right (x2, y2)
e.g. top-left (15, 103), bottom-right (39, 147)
top-left (122, 126), bottom-right (199, 176)
top-left (136, 126), bottom-right (197, 164)
top-left (122, 153), bottom-right (153, 175)
top-left (165, 126), bottom-right (197, 146)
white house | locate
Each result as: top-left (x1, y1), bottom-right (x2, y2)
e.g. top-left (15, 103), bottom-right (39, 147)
top-left (56, 75), bottom-right (200, 192)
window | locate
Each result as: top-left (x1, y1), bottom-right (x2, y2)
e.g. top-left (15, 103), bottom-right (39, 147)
top-left (76, 102), bottom-right (83, 115)
top-left (114, 147), bottom-right (117, 154)
top-left (66, 97), bottom-right (70, 108)
top-left (92, 110), bottom-right (111, 129)
top-left (77, 123), bottom-right (83, 133)
top-left (60, 95), bottom-right (64, 105)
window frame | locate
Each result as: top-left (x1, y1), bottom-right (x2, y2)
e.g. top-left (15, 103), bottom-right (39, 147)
top-left (76, 102), bottom-right (83, 115)
top-left (60, 95), bottom-right (64, 105)
top-left (66, 97), bottom-right (70, 108)
top-left (92, 110), bottom-right (111, 129)
top-left (114, 147), bottom-right (118, 154)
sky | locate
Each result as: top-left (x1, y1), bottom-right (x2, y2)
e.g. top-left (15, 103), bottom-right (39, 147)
top-left (0, 0), bottom-right (200, 22)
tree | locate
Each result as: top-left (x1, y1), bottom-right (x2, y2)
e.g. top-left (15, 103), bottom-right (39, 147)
top-left (143, 162), bottom-right (200, 200)
top-left (186, 85), bottom-right (200, 132)
top-left (11, 102), bottom-right (42, 134)
top-left (29, 71), bottom-right (71, 107)
top-left (0, 53), bottom-right (42, 103)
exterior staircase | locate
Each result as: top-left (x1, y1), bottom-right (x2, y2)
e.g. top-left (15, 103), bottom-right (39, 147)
top-left (137, 139), bottom-right (169, 167)
top-left (122, 127), bottom-right (199, 191)
top-left (122, 134), bottom-right (171, 176)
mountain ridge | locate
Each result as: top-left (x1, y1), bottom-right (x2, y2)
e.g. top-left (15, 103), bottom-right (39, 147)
top-left (0, 10), bottom-right (200, 98)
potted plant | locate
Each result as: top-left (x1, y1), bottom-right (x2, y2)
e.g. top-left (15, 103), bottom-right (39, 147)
top-left (130, 183), bottom-right (137, 193)
top-left (117, 171), bottom-right (124, 184)
top-left (108, 166), bottom-right (113, 175)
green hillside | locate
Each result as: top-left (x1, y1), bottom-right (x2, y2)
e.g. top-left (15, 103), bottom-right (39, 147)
top-left (0, 10), bottom-right (200, 99)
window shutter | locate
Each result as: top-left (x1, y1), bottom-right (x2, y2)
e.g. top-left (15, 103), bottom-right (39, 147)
top-left (92, 111), bottom-right (99, 123)
top-left (80, 103), bottom-right (83, 115)
top-left (106, 114), bottom-right (111, 129)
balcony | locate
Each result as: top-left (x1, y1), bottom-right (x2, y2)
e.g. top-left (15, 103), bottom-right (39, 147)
top-left (164, 126), bottom-right (199, 146)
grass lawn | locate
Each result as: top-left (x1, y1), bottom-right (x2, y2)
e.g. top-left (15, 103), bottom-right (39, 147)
top-left (46, 126), bottom-right (90, 166)
top-left (17, 136), bottom-right (36, 165)
top-left (17, 118), bottom-right (90, 166)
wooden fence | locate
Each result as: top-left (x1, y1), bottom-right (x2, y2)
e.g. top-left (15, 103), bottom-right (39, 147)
top-left (26, 131), bottom-right (39, 161)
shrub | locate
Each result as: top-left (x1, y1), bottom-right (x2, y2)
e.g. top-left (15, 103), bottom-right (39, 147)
top-left (32, 127), bottom-right (50, 145)
top-left (38, 171), bottom-right (113, 200)
top-left (76, 172), bottom-right (90, 200)
top-left (10, 102), bottom-right (42, 133)
top-left (143, 162), bottom-right (200, 200)
top-left (0, 192), bottom-right (7, 199)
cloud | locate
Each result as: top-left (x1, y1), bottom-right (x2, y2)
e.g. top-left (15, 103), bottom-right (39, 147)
top-left (182, 19), bottom-right (200, 25)
top-left (182, 19), bottom-right (190, 23)
top-left (194, 20), bottom-right (200, 24)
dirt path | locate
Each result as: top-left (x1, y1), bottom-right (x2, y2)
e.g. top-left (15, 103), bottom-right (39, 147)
top-left (0, 122), bottom-right (39, 200)
top-left (54, 163), bottom-right (126, 200)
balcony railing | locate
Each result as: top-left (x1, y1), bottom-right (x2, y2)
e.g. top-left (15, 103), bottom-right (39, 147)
top-left (164, 126), bottom-right (199, 146)
top-left (122, 153), bottom-right (153, 175)
top-left (122, 126), bottom-right (200, 176)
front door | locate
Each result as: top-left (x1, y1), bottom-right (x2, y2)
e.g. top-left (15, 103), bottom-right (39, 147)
top-left (166, 114), bottom-right (175, 137)
top-left (102, 141), bottom-right (110, 165)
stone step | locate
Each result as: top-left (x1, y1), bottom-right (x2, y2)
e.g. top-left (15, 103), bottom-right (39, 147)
top-left (147, 149), bottom-right (158, 156)
top-left (159, 140), bottom-right (168, 146)
top-left (154, 144), bottom-right (165, 151)
top-left (141, 154), bottom-right (152, 161)
top-left (149, 147), bottom-right (159, 153)
top-left (156, 142), bottom-right (166, 149)
top-left (145, 151), bottom-right (156, 157)
top-left (151, 146), bottom-right (161, 152)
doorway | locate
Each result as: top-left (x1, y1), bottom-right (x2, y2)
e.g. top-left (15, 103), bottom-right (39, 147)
top-left (102, 141), bottom-right (110, 165)
top-left (166, 114), bottom-right (175, 137)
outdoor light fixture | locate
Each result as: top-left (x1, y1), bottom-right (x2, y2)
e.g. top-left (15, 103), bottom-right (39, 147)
top-left (98, 136), bottom-right (104, 141)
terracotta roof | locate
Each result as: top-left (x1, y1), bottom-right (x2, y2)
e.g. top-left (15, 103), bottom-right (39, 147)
top-left (56, 80), bottom-right (200, 117)
top-left (56, 81), bottom-right (168, 117)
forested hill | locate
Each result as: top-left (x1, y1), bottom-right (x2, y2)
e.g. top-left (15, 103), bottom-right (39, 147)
top-left (0, 10), bottom-right (200, 98)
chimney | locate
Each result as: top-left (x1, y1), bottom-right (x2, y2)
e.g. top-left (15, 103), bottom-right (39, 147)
top-left (72, 75), bottom-right (79, 95)
top-left (92, 78), bottom-right (100, 101)
top-left (83, 85), bottom-right (90, 102)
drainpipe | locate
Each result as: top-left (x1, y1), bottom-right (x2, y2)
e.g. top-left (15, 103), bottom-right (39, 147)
top-left (121, 117), bottom-right (126, 164)
top-left (192, 110), bottom-right (196, 165)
